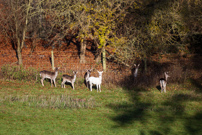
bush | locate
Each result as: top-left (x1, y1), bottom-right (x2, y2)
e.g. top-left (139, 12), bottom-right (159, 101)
top-left (1, 64), bottom-right (38, 81)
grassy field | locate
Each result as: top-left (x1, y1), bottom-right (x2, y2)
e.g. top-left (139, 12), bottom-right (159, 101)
top-left (1, 80), bottom-right (202, 135)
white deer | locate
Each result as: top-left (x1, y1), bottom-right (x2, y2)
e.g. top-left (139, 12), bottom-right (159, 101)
top-left (84, 69), bottom-right (92, 88)
top-left (40, 67), bottom-right (60, 87)
top-left (159, 72), bottom-right (170, 93)
top-left (61, 71), bottom-right (78, 90)
top-left (133, 64), bottom-right (140, 78)
top-left (88, 71), bottom-right (103, 92)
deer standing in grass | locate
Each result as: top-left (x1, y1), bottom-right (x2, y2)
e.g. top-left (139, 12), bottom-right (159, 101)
top-left (160, 72), bottom-right (170, 93)
top-left (88, 71), bottom-right (103, 92)
top-left (61, 71), bottom-right (78, 90)
top-left (40, 67), bottom-right (60, 87)
top-left (84, 69), bottom-right (92, 88)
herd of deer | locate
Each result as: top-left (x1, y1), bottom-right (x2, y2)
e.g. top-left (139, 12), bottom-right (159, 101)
top-left (39, 67), bottom-right (103, 92)
top-left (39, 64), bottom-right (170, 93)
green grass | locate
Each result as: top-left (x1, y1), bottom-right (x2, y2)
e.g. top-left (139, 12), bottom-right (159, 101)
top-left (1, 80), bottom-right (202, 135)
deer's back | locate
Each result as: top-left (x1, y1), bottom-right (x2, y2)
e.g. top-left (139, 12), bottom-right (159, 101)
top-left (89, 77), bottom-right (102, 84)
top-left (40, 70), bottom-right (57, 79)
top-left (62, 75), bottom-right (74, 80)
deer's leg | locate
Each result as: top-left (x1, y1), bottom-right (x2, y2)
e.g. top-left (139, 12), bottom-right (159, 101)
top-left (63, 81), bottom-right (66, 88)
top-left (50, 79), bottom-right (52, 87)
top-left (160, 82), bottom-right (163, 93)
top-left (87, 82), bottom-right (90, 89)
top-left (41, 78), bottom-right (44, 86)
top-left (61, 80), bottom-right (64, 88)
top-left (86, 81), bottom-right (89, 88)
top-left (90, 83), bottom-right (92, 91)
top-left (96, 84), bottom-right (98, 92)
top-left (53, 79), bottom-right (56, 87)
top-left (61, 81), bottom-right (63, 88)
top-left (72, 83), bottom-right (74, 90)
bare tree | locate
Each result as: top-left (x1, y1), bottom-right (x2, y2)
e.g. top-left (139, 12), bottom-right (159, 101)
top-left (40, 0), bottom-right (88, 63)
top-left (0, 0), bottom-right (43, 65)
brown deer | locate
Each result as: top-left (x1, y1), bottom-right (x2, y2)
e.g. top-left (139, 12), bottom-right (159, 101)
top-left (40, 67), bottom-right (60, 87)
top-left (84, 69), bottom-right (92, 88)
top-left (61, 71), bottom-right (78, 90)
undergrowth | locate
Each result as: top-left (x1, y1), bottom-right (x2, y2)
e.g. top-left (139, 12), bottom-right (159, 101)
top-left (1, 95), bottom-right (97, 109)
top-left (1, 64), bottom-right (38, 81)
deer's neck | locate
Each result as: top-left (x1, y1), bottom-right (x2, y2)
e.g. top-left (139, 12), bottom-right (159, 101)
top-left (74, 74), bottom-right (77, 80)
top-left (87, 73), bottom-right (90, 78)
top-left (134, 68), bottom-right (138, 77)
top-left (99, 75), bottom-right (102, 81)
top-left (54, 70), bottom-right (58, 76)
top-left (165, 75), bottom-right (168, 81)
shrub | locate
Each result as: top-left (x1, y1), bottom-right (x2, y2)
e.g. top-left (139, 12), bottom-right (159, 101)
top-left (1, 64), bottom-right (38, 81)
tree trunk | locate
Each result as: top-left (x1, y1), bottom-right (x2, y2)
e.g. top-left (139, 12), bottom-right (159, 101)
top-left (95, 55), bottom-right (101, 63)
top-left (51, 50), bottom-right (55, 70)
top-left (144, 57), bottom-right (147, 73)
top-left (17, 45), bottom-right (23, 65)
top-left (102, 44), bottom-right (107, 72)
top-left (94, 39), bottom-right (101, 63)
top-left (95, 50), bottom-right (101, 63)
top-left (15, 1), bottom-right (29, 66)
top-left (80, 39), bottom-right (86, 63)
top-left (29, 31), bottom-right (37, 56)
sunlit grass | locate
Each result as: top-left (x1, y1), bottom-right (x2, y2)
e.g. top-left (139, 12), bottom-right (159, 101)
top-left (1, 80), bottom-right (202, 135)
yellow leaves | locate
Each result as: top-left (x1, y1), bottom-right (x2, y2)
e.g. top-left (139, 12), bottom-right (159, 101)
top-left (69, 23), bottom-right (76, 29)
top-left (95, 22), bottom-right (99, 27)
top-left (133, 50), bottom-right (141, 59)
top-left (117, 37), bottom-right (127, 44)
top-left (99, 36), bottom-right (106, 48)
top-left (194, 0), bottom-right (201, 5)
top-left (148, 19), bottom-right (161, 36)
top-left (133, 2), bottom-right (141, 9)
top-left (72, 0), bottom-right (129, 51)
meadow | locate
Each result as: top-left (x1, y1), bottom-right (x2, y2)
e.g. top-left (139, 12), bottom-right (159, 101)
top-left (1, 78), bottom-right (202, 135)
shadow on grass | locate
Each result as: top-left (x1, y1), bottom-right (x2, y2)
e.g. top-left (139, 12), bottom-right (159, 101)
top-left (156, 85), bottom-right (161, 91)
top-left (108, 101), bottom-right (151, 127)
top-left (108, 86), bottom-right (202, 134)
top-left (185, 112), bottom-right (202, 135)
top-left (107, 87), bottom-right (152, 128)
top-left (189, 77), bottom-right (202, 93)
